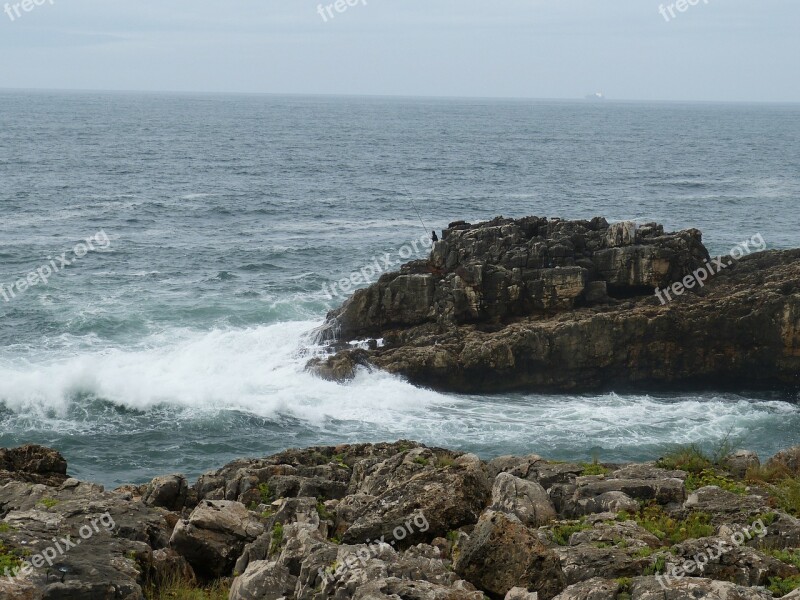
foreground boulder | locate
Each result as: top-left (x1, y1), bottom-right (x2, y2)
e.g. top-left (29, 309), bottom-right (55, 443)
top-left (310, 216), bottom-right (800, 393)
top-left (454, 510), bottom-right (565, 599)
top-left (0, 477), bottom-right (172, 599)
top-left (170, 500), bottom-right (265, 577)
top-left (342, 452), bottom-right (490, 545)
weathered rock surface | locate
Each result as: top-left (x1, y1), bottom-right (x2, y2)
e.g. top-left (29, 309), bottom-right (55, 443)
top-left (2, 441), bottom-right (800, 600)
top-left (169, 499), bottom-right (265, 577)
top-left (0, 477), bottom-right (172, 599)
top-left (0, 445), bottom-right (68, 487)
top-left (491, 472), bottom-right (557, 527)
top-left (768, 446), bottom-right (800, 475)
top-left (310, 216), bottom-right (800, 393)
top-left (454, 510), bottom-right (566, 599)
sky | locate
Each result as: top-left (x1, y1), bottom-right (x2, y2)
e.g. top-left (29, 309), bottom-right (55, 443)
top-left (0, 0), bottom-right (798, 102)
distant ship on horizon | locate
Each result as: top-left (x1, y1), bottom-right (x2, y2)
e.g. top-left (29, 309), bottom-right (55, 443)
top-left (585, 92), bottom-right (605, 101)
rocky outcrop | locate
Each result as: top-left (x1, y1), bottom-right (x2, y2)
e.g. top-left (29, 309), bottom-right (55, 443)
top-left (3, 441), bottom-right (800, 599)
top-left (0, 445), bottom-right (68, 487)
top-left (309, 216), bottom-right (800, 393)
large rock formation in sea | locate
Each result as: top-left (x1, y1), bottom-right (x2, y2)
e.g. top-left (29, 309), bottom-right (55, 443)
top-left (310, 216), bottom-right (800, 392)
top-left (3, 441), bottom-right (800, 599)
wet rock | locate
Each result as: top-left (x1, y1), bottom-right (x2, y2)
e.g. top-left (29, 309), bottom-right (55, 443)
top-left (306, 348), bottom-right (372, 383)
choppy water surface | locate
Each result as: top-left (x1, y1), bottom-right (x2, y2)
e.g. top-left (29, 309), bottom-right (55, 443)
top-left (1, 92), bottom-right (798, 486)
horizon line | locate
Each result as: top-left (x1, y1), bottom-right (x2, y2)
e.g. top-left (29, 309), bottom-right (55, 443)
top-left (1, 86), bottom-right (798, 105)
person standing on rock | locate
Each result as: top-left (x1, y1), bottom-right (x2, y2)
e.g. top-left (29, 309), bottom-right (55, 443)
top-left (431, 230), bottom-right (439, 244)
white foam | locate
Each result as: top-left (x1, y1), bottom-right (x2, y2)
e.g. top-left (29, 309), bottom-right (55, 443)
top-left (0, 323), bottom-right (798, 460)
top-left (0, 321), bottom-right (437, 425)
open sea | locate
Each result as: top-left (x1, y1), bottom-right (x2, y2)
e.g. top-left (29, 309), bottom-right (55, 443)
top-left (1, 91), bottom-right (799, 487)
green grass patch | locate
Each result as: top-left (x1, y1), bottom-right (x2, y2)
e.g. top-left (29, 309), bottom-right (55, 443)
top-left (656, 444), bottom-right (713, 474)
top-left (0, 523), bottom-right (12, 533)
top-left (769, 477), bottom-right (800, 517)
top-left (38, 497), bottom-right (59, 509)
top-left (767, 548), bottom-right (800, 570)
top-left (756, 511), bottom-right (779, 527)
top-left (412, 457), bottom-right (429, 467)
top-left (581, 459), bottom-right (611, 476)
top-left (270, 523), bottom-right (284, 555)
top-left (316, 499), bottom-right (333, 521)
top-left (332, 454), bottom-right (349, 469)
top-left (0, 542), bottom-right (23, 574)
top-left (767, 575), bottom-right (800, 596)
top-left (685, 469), bottom-right (747, 494)
top-left (622, 504), bottom-right (714, 545)
top-left (257, 483), bottom-right (274, 505)
top-left (552, 521), bottom-right (591, 546)
top-left (642, 554), bottom-right (667, 576)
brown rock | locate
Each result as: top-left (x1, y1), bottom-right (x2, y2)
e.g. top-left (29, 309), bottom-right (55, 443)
top-left (454, 510), bottom-right (565, 600)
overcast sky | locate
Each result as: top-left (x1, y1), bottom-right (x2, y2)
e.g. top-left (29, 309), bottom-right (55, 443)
top-left (1, 0), bottom-right (797, 102)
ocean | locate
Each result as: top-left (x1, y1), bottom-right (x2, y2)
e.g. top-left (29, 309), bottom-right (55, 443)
top-left (1, 90), bottom-right (798, 487)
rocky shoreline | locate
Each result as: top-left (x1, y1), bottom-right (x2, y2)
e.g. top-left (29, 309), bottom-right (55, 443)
top-left (2, 442), bottom-right (800, 599)
top-left (309, 216), bottom-right (800, 393)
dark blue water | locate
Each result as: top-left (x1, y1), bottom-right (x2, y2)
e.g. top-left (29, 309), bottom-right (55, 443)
top-left (1, 91), bottom-right (799, 487)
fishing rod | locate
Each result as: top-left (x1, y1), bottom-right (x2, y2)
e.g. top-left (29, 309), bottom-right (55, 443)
top-left (400, 184), bottom-right (431, 239)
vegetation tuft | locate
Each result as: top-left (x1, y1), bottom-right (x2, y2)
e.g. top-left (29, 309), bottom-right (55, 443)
top-left (617, 504), bottom-right (714, 545)
top-left (552, 521), bottom-right (591, 546)
top-left (270, 523), bottom-right (285, 555)
top-left (144, 574), bottom-right (230, 600)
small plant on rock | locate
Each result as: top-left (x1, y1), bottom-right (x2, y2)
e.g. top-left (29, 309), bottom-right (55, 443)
top-left (685, 469), bottom-right (747, 495)
top-left (270, 523), bottom-right (284, 555)
top-left (0, 542), bottom-right (22, 574)
top-left (257, 483), bottom-right (274, 504)
top-left (316, 499), bottom-right (333, 521)
top-left (656, 444), bottom-right (712, 474)
top-left (768, 575), bottom-right (800, 596)
top-left (552, 521), bottom-right (591, 546)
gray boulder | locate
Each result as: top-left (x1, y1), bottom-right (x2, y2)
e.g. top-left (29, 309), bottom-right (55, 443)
top-left (169, 500), bottom-right (265, 577)
top-left (491, 472), bottom-right (557, 527)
